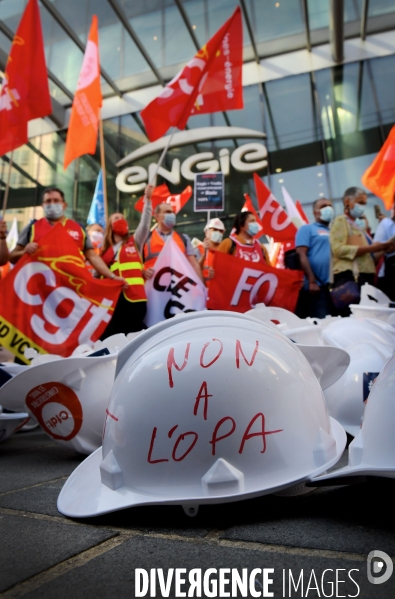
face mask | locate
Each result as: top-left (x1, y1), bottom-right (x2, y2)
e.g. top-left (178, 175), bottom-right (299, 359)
top-left (350, 203), bottom-right (365, 218)
top-left (319, 206), bottom-right (334, 223)
top-left (355, 217), bottom-right (366, 229)
top-left (112, 218), bottom-right (129, 236)
top-left (164, 213), bottom-right (176, 228)
top-left (247, 222), bottom-right (260, 237)
top-left (43, 203), bottom-right (64, 220)
top-left (210, 230), bottom-right (223, 243)
top-left (89, 231), bottom-right (104, 248)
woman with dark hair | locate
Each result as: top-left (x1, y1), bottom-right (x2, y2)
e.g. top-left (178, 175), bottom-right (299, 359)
top-left (217, 211), bottom-right (269, 264)
top-left (99, 185), bottom-right (153, 338)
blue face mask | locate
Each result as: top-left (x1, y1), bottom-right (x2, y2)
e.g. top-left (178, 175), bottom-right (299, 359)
top-left (163, 213), bottom-right (176, 228)
top-left (350, 203), bottom-right (365, 218)
top-left (355, 217), bottom-right (366, 228)
top-left (247, 222), bottom-right (260, 236)
top-left (319, 206), bottom-right (334, 223)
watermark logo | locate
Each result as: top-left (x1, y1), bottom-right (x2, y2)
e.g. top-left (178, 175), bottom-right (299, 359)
top-left (367, 550), bottom-right (393, 585)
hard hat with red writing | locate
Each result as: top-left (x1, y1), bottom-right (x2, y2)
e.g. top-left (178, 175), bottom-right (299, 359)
top-left (58, 311), bottom-right (346, 518)
top-left (245, 303), bottom-right (305, 331)
top-left (314, 352), bottom-right (395, 483)
top-left (0, 335), bottom-right (130, 454)
top-left (0, 405), bottom-right (29, 443)
top-left (204, 218), bottom-right (225, 232)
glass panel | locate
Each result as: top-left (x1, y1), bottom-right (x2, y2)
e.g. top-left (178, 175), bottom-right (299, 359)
top-left (368, 0), bottom-right (395, 17)
top-left (249, 0), bottom-right (304, 42)
top-left (369, 54), bottom-right (395, 128)
top-left (308, 0), bottom-right (362, 30)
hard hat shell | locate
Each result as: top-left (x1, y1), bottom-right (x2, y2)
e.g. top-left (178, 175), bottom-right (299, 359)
top-left (58, 311), bottom-right (346, 518)
top-left (349, 304), bottom-right (395, 324)
top-left (283, 325), bottom-right (325, 346)
top-left (0, 407), bottom-right (29, 443)
top-left (360, 283), bottom-right (390, 306)
top-left (314, 352), bottom-right (395, 483)
top-left (0, 363), bottom-right (28, 390)
top-left (323, 341), bottom-right (392, 437)
top-left (322, 317), bottom-right (395, 351)
top-left (204, 218), bottom-right (225, 232)
top-left (245, 303), bottom-right (304, 331)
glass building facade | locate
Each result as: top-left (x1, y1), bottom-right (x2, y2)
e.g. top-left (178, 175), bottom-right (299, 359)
top-left (1, 0), bottom-right (395, 237)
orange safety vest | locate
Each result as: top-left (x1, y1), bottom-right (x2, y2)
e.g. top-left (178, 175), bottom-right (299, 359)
top-left (106, 237), bottom-right (146, 303)
top-left (143, 229), bottom-right (186, 270)
top-left (30, 218), bottom-right (86, 252)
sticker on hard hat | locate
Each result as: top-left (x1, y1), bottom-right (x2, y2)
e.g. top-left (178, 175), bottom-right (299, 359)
top-left (26, 382), bottom-right (83, 441)
top-left (363, 372), bottom-right (380, 402)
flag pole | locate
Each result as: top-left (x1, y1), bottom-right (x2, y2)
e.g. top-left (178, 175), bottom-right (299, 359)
top-left (149, 132), bottom-right (175, 186)
top-left (99, 118), bottom-right (108, 222)
top-left (2, 150), bottom-right (14, 218)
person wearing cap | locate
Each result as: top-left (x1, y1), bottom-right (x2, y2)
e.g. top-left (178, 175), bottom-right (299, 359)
top-left (9, 187), bottom-right (124, 285)
top-left (198, 217), bottom-right (226, 281)
top-left (295, 198), bottom-right (335, 319)
top-left (217, 211), bottom-right (269, 264)
top-left (143, 202), bottom-right (203, 281)
top-left (0, 220), bottom-right (9, 267)
top-left (100, 185), bottom-right (153, 337)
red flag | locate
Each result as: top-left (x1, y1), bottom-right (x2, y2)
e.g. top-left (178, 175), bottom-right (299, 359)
top-left (141, 7), bottom-right (243, 141)
top-left (254, 174), bottom-right (298, 243)
top-left (242, 193), bottom-right (263, 238)
top-left (207, 251), bottom-right (302, 313)
top-left (362, 125), bottom-right (395, 209)
top-left (0, 226), bottom-right (122, 363)
top-left (295, 201), bottom-right (309, 224)
top-left (0, 0), bottom-right (51, 156)
top-left (135, 184), bottom-right (192, 214)
top-left (64, 16), bottom-right (102, 169)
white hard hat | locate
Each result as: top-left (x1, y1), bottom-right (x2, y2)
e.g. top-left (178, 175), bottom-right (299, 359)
top-left (323, 342), bottom-right (392, 437)
top-left (283, 325), bottom-right (325, 346)
top-left (245, 303), bottom-right (305, 331)
top-left (58, 311), bottom-right (346, 518)
top-left (360, 283), bottom-right (390, 306)
top-left (204, 218), bottom-right (225, 232)
top-left (314, 352), bottom-right (395, 483)
top-left (0, 405), bottom-right (29, 443)
top-left (322, 317), bottom-right (395, 351)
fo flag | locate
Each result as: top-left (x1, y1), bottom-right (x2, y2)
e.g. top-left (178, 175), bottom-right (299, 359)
top-left (207, 251), bottom-right (302, 313)
top-left (141, 7), bottom-right (243, 141)
top-left (145, 239), bottom-right (206, 327)
top-left (0, 0), bottom-right (51, 156)
top-left (362, 125), bottom-right (395, 209)
top-left (254, 174), bottom-right (298, 243)
top-left (64, 16), bottom-right (102, 169)
top-left (0, 226), bottom-right (122, 363)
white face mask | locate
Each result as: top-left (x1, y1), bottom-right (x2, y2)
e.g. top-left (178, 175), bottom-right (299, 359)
top-left (89, 231), bottom-right (104, 247)
top-left (210, 230), bottom-right (223, 243)
top-left (43, 203), bottom-right (64, 220)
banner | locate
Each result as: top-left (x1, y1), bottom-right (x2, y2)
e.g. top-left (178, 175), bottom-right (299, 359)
top-left (145, 238), bottom-right (206, 327)
top-left (207, 251), bottom-right (303, 313)
top-left (254, 173), bottom-right (297, 243)
top-left (141, 7), bottom-right (243, 141)
top-left (0, 0), bottom-right (51, 156)
top-left (0, 225), bottom-right (122, 363)
top-left (87, 169), bottom-right (105, 228)
top-left (135, 184), bottom-right (192, 214)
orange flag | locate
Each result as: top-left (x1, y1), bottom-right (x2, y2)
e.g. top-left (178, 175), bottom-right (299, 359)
top-left (362, 125), bottom-right (395, 209)
top-left (64, 16), bottom-right (102, 170)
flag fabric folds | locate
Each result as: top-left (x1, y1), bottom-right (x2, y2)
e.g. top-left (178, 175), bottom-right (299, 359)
top-left (0, 0), bottom-right (51, 156)
top-left (64, 15), bottom-right (102, 169)
top-left (134, 184), bottom-right (193, 214)
top-left (254, 174), bottom-right (298, 243)
top-left (6, 218), bottom-right (19, 252)
top-left (141, 6), bottom-right (243, 141)
top-left (362, 125), bottom-right (395, 210)
top-left (0, 226), bottom-right (122, 362)
top-left (87, 170), bottom-right (106, 228)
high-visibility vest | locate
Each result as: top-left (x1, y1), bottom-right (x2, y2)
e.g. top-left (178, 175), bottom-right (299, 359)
top-left (229, 234), bottom-right (266, 264)
top-left (108, 237), bottom-right (146, 303)
top-left (31, 218), bottom-right (86, 252)
top-left (143, 229), bottom-right (186, 270)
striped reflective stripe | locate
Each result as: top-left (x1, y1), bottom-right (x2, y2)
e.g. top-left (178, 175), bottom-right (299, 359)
top-left (110, 261), bottom-right (142, 272)
top-left (125, 277), bottom-right (145, 285)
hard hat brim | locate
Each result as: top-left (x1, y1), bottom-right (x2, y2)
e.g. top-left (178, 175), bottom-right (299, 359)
top-left (57, 417), bottom-right (346, 518)
top-left (312, 464), bottom-right (395, 484)
top-left (0, 412), bottom-right (29, 443)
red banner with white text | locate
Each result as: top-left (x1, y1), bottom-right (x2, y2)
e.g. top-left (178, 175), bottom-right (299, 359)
top-left (207, 251), bottom-right (303, 313)
top-left (0, 226), bottom-right (122, 363)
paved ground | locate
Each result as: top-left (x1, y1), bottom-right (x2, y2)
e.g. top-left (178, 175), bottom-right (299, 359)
top-left (1, 429), bottom-right (394, 598)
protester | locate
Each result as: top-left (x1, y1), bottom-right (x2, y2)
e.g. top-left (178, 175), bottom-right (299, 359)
top-left (143, 202), bottom-right (203, 281)
top-left (100, 185), bottom-right (153, 337)
top-left (9, 187), bottom-right (124, 284)
top-left (0, 220), bottom-right (9, 267)
top-left (374, 203), bottom-right (395, 300)
top-left (198, 218), bottom-right (225, 281)
top-left (295, 198), bottom-right (334, 318)
top-left (85, 223), bottom-right (104, 277)
top-left (330, 186), bottom-right (394, 314)
top-left (217, 211), bottom-right (269, 264)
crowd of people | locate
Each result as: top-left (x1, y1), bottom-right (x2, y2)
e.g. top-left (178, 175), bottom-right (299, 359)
top-left (1, 183), bottom-right (394, 335)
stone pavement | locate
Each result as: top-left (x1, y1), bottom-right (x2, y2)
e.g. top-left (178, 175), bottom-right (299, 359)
top-left (1, 429), bottom-right (394, 598)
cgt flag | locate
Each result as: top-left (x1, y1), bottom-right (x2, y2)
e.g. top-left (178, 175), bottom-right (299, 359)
top-left (0, 225), bottom-right (122, 363)
top-left (141, 7), bottom-right (243, 141)
top-left (254, 174), bottom-right (298, 243)
top-left (64, 15), bottom-right (102, 169)
top-left (134, 184), bottom-right (192, 214)
top-left (207, 251), bottom-right (303, 313)
top-left (144, 238), bottom-right (206, 327)
top-left (362, 124), bottom-right (395, 209)
top-left (0, 0), bottom-right (51, 156)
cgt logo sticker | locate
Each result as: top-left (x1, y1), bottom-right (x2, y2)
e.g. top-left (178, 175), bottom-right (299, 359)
top-left (26, 382), bottom-right (83, 441)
